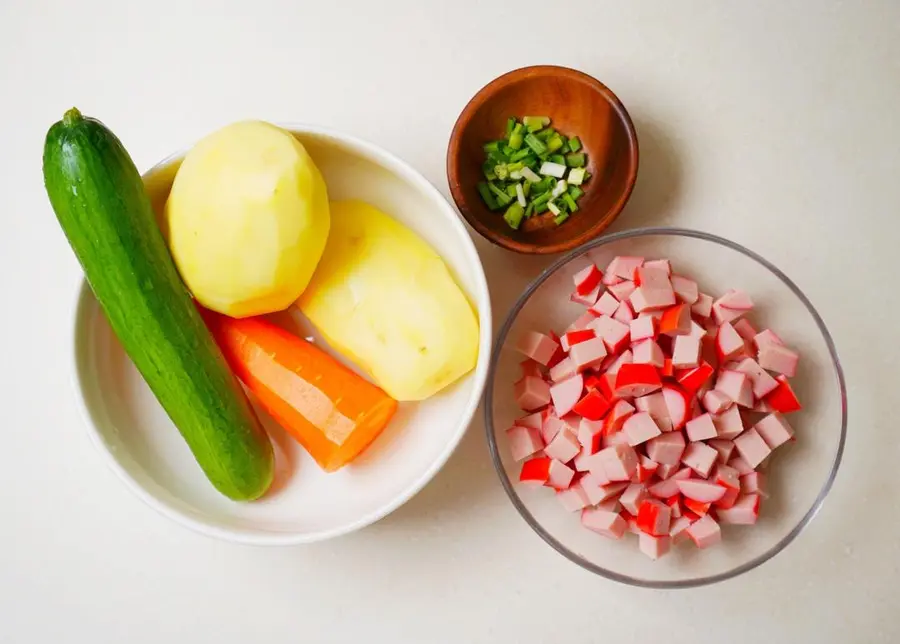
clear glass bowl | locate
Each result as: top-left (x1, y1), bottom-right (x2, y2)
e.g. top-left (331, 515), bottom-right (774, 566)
top-left (485, 228), bottom-right (847, 588)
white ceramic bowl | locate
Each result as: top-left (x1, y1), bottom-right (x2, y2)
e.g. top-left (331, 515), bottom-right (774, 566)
top-left (71, 124), bottom-right (492, 545)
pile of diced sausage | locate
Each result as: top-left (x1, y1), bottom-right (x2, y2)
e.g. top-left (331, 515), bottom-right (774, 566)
top-left (507, 256), bottom-right (803, 560)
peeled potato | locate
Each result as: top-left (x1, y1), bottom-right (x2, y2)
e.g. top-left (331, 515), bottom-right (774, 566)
top-left (297, 200), bottom-right (479, 401)
top-left (165, 121), bottom-right (329, 318)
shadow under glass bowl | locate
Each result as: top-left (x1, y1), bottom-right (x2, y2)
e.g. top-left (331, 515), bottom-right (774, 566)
top-left (485, 227), bottom-right (847, 588)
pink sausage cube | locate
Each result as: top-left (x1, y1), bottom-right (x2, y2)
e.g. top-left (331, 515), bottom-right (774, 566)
top-left (630, 286), bottom-right (676, 312)
top-left (741, 471), bottom-right (766, 496)
top-left (753, 328), bottom-right (784, 352)
top-left (591, 291), bottom-right (620, 317)
top-left (605, 349), bottom-right (634, 375)
top-left (646, 431), bottom-right (686, 465)
top-left (636, 265), bottom-right (671, 290)
top-left (602, 430), bottom-right (632, 449)
top-left (582, 478), bottom-right (628, 505)
top-left (623, 412), bottom-right (663, 446)
top-left (506, 425), bottom-right (544, 461)
top-left (655, 462), bottom-right (680, 480)
top-left (613, 300), bottom-right (635, 324)
top-left (758, 343), bottom-right (799, 377)
top-left (712, 405), bottom-right (745, 440)
top-left (547, 459), bottom-right (576, 490)
top-left (733, 318), bottom-right (758, 342)
top-left (515, 411), bottom-right (544, 430)
top-left (648, 467), bottom-right (692, 499)
top-left (630, 316), bottom-right (656, 342)
top-left (577, 418), bottom-right (604, 449)
top-left (516, 331), bottom-right (559, 366)
top-left (549, 357), bottom-right (577, 383)
top-left (733, 428), bottom-right (772, 468)
top-left (734, 357), bottom-right (779, 398)
top-left (670, 515), bottom-right (694, 544)
top-left (728, 455), bottom-right (755, 475)
top-left (609, 280), bottom-right (637, 302)
top-left (676, 479), bottom-right (727, 503)
top-left (681, 442), bottom-right (718, 477)
top-left (587, 443), bottom-right (639, 482)
top-left (566, 311), bottom-right (597, 333)
top-left (692, 293), bottom-right (714, 319)
top-left (582, 506), bottom-right (627, 539)
top-left (718, 288), bottom-right (754, 311)
top-left (619, 482), bottom-right (648, 515)
top-left (568, 338), bottom-right (608, 373)
top-left (716, 493), bottom-right (760, 525)
top-left (713, 463), bottom-right (741, 490)
top-left (686, 514), bottom-right (722, 548)
top-left (542, 413), bottom-right (565, 445)
top-left (556, 483), bottom-right (591, 512)
top-left (570, 283), bottom-right (602, 307)
top-left (634, 392), bottom-right (670, 425)
top-left (515, 376), bottom-right (551, 411)
top-left (715, 370), bottom-right (754, 408)
top-left (702, 389), bottom-right (733, 415)
top-left (754, 412), bottom-right (795, 449)
top-left (707, 438), bottom-right (736, 463)
top-left (545, 428), bottom-right (581, 463)
top-left (716, 322), bottom-right (747, 361)
top-left (671, 275), bottom-right (699, 304)
top-left (643, 258), bottom-right (672, 275)
top-left (549, 374), bottom-right (584, 417)
top-left (573, 442), bottom-right (599, 472)
top-left (632, 339), bottom-right (665, 368)
top-left (611, 256), bottom-right (644, 280)
top-left (639, 533), bottom-right (671, 560)
top-left (671, 335), bottom-right (701, 368)
top-left (685, 413), bottom-right (718, 442)
top-left (519, 359), bottom-right (542, 379)
top-left (589, 315), bottom-right (631, 354)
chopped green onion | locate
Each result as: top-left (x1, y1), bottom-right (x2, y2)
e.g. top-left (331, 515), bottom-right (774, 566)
top-left (547, 200), bottom-right (562, 216)
top-left (535, 201), bottom-right (550, 214)
top-left (563, 193), bottom-right (578, 212)
top-left (567, 185), bottom-right (584, 200)
top-left (565, 153), bottom-right (586, 168)
top-left (536, 128), bottom-right (556, 142)
top-left (567, 167), bottom-right (586, 185)
top-left (520, 167), bottom-right (541, 183)
top-left (508, 123), bottom-right (525, 150)
top-left (477, 182), bottom-right (498, 210)
top-left (551, 179), bottom-right (568, 198)
top-left (535, 177), bottom-right (554, 194)
top-left (523, 116), bottom-right (550, 131)
top-left (509, 148), bottom-right (532, 162)
top-left (568, 136), bottom-right (582, 153)
top-left (539, 161), bottom-right (567, 178)
top-left (524, 202), bottom-right (534, 218)
top-left (509, 170), bottom-right (522, 180)
top-left (522, 181), bottom-right (531, 197)
top-left (515, 183), bottom-right (527, 207)
top-left (583, 171), bottom-right (592, 181)
top-left (482, 162), bottom-right (496, 181)
top-left (505, 117), bottom-right (516, 137)
top-left (547, 135), bottom-right (564, 153)
top-left (531, 192), bottom-right (552, 207)
top-left (524, 133), bottom-right (547, 156)
top-left (488, 182), bottom-right (513, 206)
top-left (503, 203), bottom-right (525, 229)
top-left (559, 138), bottom-right (570, 154)
top-left (554, 212), bottom-right (570, 226)
top-left (506, 161), bottom-right (525, 172)
top-left (483, 141), bottom-right (501, 155)
top-left (549, 154), bottom-right (566, 165)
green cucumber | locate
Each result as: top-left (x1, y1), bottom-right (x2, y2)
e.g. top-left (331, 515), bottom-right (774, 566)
top-left (43, 109), bottom-right (274, 501)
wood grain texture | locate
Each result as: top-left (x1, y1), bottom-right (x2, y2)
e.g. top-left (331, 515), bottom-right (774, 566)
top-left (447, 65), bottom-right (639, 254)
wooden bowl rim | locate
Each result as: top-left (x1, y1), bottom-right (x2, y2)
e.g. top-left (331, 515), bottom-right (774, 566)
top-left (447, 65), bottom-right (639, 255)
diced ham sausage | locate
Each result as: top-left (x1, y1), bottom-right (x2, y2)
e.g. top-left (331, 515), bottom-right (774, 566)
top-left (568, 337), bottom-right (608, 373)
top-left (515, 376), bottom-right (551, 411)
top-left (715, 370), bottom-right (754, 408)
top-left (642, 258), bottom-right (671, 275)
top-left (557, 483), bottom-right (591, 511)
top-left (544, 428), bottom-right (581, 463)
top-left (633, 339), bottom-right (665, 368)
top-left (758, 342), bottom-right (799, 377)
top-left (612, 256), bottom-right (644, 280)
top-left (589, 315), bottom-right (631, 354)
top-left (506, 425), bottom-right (544, 461)
top-left (549, 374), bottom-right (584, 417)
top-left (728, 455), bottom-right (755, 476)
top-left (613, 300), bottom-right (635, 324)
top-left (541, 413), bottom-right (565, 445)
top-left (733, 428), bottom-right (772, 468)
top-left (646, 431), bottom-right (686, 465)
top-left (671, 275), bottom-right (699, 304)
top-left (546, 459), bottom-right (576, 490)
top-left (741, 471), bottom-right (766, 496)
top-left (623, 412), bottom-right (663, 446)
top-left (707, 439), bottom-right (736, 463)
top-left (716, 493), bottom-right (760, 525)
top-left (733, 318), bottom-right (758, 343)
top-left (516, 331), bottom-right (560, 366)
top-left (685, 413), bottom-right (718, 442)
top-left (692, 293), bottom-right (714, 319)
top-left (549, 357), bottom-right (577, 383)
top-left (636, 265), bottom-right (671, 290)
top-left (686, 514), bottom-right (722, 548)
top-left (609, 280), bottom-right (637, 302)
top-left (582, 506), bottom-right (627, 539)
top-left (671, 335), bottom-right (701, 368)
top-left (630, 316), bottom-right (657, 342)
top-left (669, 515), bottom-right (694, 544)
top-left (586, 443), bottom-right (639, 481)
top-left (681, 442), bottom-right (718, 478)
top-left (591, 291), bottom-right (621, 317)
top-left (753, 328), bottom-right (784, 352)
top-left (639, 533), bottom-right (671, 560)
top-left (567, 311), bottom-right (597, 332)
top-left (620, 482), bottom-right (648, 515)
top-left (702, 389), bottom-right (733, 415)
top-left (712, 405), bottom-right (745, 440)
top-left (630, 285), bottom-right (676, 312)
top-left (734, 357), bottom-right (779, 398)
top-left (754, 412), bottom-right (795, 449)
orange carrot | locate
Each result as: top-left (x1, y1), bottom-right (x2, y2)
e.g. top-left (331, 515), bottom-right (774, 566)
top-left (203, 310), bottom-right (398, 472)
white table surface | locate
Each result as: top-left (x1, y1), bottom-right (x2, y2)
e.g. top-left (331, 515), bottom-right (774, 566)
top-left (2, 1), bottom-right (898, 641)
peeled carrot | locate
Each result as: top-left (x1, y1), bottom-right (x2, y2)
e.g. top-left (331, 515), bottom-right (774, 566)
top-left (202, 310), bottom-right (398, 472)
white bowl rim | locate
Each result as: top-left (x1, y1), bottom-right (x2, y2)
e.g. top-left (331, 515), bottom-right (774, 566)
top-left (69, 122), bottom-right (493, 545)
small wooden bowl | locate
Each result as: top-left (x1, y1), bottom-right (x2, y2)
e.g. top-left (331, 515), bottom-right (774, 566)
top-left (447, 66), bottom-right (639, 254)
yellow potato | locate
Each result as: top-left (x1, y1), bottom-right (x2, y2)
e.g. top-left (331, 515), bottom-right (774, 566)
top-left (297, 200), bottom-right (479, 401)
top-left (165, 121), bottom-right (329, 318)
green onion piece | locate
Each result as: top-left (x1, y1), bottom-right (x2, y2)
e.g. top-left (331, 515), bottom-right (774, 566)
top-left (522, 180), bottom-right (532, 197)
top-left (501, 145), bottom-right (515, 157)
top-left (524, 133), bottom-right (548, 156)
top-left (583, 171), bottom-right (592, 181)
top-left (524, 202), bottom-right (535, 218)
top-left (508, 123), bottom-right (525, 150)
top-left (503, 203), bottom-right (525, 230)
top-left (551, 179), bottom-right (568, 198)
top-left (536, 128), bottom-right (556, 141)
top-left (505, 117), bottom-right (516, 137)
top-left (510, 148), bottom-right (532, 162)
top-left (559, 138), bottom-right (570, 154)
top-left (515, 183), bottom-right (527, 207)
top-left (482, 163), bottom-right (496, 181)
top-left (506, 184), bottom-right (518, 198)
top-left (506, 161), bottom-right (525, 172)
top-left (563, 193), bottom-right (578, 212)
top-left (567, 185), bottom-right (584, 200)
top-left (494, 164), bottom-right (509, 180)
top-left (547, 200), bottom-right (562, 216)
top-left (483, 141), bottom-right (501, 155)
top-left (565, 153), bottom-right (586, 168)
top-left (477, 182), bottom-right (497, 209)
top-left (554, 212), bottom-right (570, 225)
top-left (540, 161), bottom-right (567, 178)
top-left (535, 200), bottom-right (550, 214)
top-left (509, 170), bottom-right (522, 180)
top-left (488, 182), bottom-right (513, 206)
top-left (520, 167), bottom-right (541, 183)
top-left (547, 135), bottom-right (564, 153)
top-left (567, 167), bottom-right (586, 185)
top-left (488, 150), bottom-right (508, 164)
top-left (531, 192), bottom-right (552, 207)
top-left (523, 116), bottom-right (551, 131)
top-left (549, 154), bottom-right (566, 165)
top-left (568, 136), bottom-right (582, 153)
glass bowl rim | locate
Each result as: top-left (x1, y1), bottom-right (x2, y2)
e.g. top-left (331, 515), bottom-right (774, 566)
top-left (483, 226), bottom-right (848, 589)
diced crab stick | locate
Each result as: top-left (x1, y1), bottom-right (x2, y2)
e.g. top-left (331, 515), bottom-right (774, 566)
top-left (561, 328), bottom-right (596, 351)
top-left (659, 304), bottom-right (692, 336)
top-left (620, 482), bottom-right (649, 515)
top-left (577, 418), bottom-right (604, 449)
top-left (676, 361), bottom-right (715, 394)
top-left (630, 316), bottom-right (657, 342)
top-left (611, 256), bottom-right (644, 280)
top-left (708, 438), bottom-right (736, 463)
top-left (718, 288), bottom-right (754, 310)
top-left (506, 425), bottom-right (544, 461)
top-left (753, 328), bottom-right (784, 352)
top-left (715, 370), bottom-right (754, 408)
top-left (604, 399), bottom-right (636, 435)
top-left (613, 300), bottom-right (635, 324)
top-left (692, 293), bottom-right (714, 318)
top-left (545, 331), bottom-right (567, 368)
top-left (646, 431), bottom-right (686, 465)
top-left (712, 464), bottom-right (740, 490)
top-left (586, 443), bottom-right (639, 482)
top-left (686, 514), bottom-right (722, 548)
top-left (630, 285), bottom-right (676, 312)
top-left (734, 357), bottom-right (779, 398)
top-left (549, 373), bottom-right (584, 417)
top-left (702, 389), bottom-right (733, 414)
top-left (661, 385), bottom-right (692, 430)
top-left (670, 275), bottom-right (699, 304)
top-left (733, 428), bottom-right (772, 468)
top-left (633, 455), bottom-right (659, 483)
top-left (716, 322), bottom-right (747, 361)
top-left (570, 283), bottom-right (602, 307)
top-left (648, 466), bottom-right (692, 498)
top-left (589, 315), bottom-right (631, 354)
top-left (764, 375), bottom-right (802, 413)
top-left (665, 495), bottom-right (683, 518)
top-left (544, 428), bottom-right (581, 463)
top-left (676, 479), bottom-right (727, 503)
top-left (754, 412), bottom-right (795, 449)
top-left (568, 337), bottom-right (608, 373)
top-left (712, 405), bottom-right (744, 440)
top-left (609, 280), bottom-right (637, 303)
top-left (591, 291), bottom-right (621, 317)
top-left (741, 471), bottom-right (766, 496)
top-left (642, 258), bottom-right (671, 276)
top-left (520, 359), bottom-right (542, 379)
top-left (635, 265), bottom-right (671, 290)
top-left (515, 376), bottom-right (551, 411)
top-left (639, 533), bottom-right (671, 560)
top-left (573, 389), bottom-right (612, 421)
top-left (682, 497), bottom-right (710, 517)
top-left (716, 493), bottom-right (761, 525)
top-left (685, 412), bottom-right (718, 442)
top-left (615, 363), bottom-right (663, 397)
top-left (516, 331), bottom-right (559, 366)
top-left (519, 457), bottom-right (551, 485)
top-left (681, 442), bottom-right (718, 477)
top-left (758, 342), bottom-right (799, 377)
top-left (582, 506), bottom-right (628, 539)
top-left (542, 413), bottom-right (565, 444)
top-left (733, 318), bottom-right (758, 343)
top-left (557, 483), bottom-right (592, 512)
top-left (605, 349), bottom-right (634, 376)
top-left (715, 485), bottom-right (740, 509)
top-left (637, 499), bottom-right (672, 536)
top-left (623, 412), bottom-right (663, 446)
top-left (671, 335), bottom-right (701, 368)
top-left (573, 264), bottom-right (603, 296)
top-left (546, 459), bottom-right (576, 490)
top-left (549, 357), bottom-right (576, 383)
top-left (633, 339), bottom-right (665, 368)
